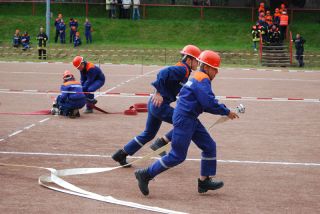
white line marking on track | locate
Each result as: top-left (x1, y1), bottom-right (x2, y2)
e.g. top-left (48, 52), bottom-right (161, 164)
top-left (39, 118), bottom-right (50, 123)
top-left (1, 151), bottom-right (319, 167)
top-left (8, 130), bottom-right (23, 137)
top-left (24, 124), bottom-right (36, 129)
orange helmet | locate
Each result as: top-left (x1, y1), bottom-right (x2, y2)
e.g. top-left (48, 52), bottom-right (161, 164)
top-left (63, 70), bottom-right (74, 81)
top-left (180, 45), bottom-right (201, 59)
top-left (198, 50), bottom-right (221, 69)
top-left (73, 56), bottom-right (84, 69)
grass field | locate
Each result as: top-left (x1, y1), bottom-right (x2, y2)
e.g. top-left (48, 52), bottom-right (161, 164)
top-left (0, 3), bottom-right (319, 67)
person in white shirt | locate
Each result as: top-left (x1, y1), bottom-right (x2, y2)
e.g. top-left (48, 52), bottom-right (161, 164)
top-left (132, 0), bottom-right (140, 20)
top-left (122, 0), bottom-right (131, 19)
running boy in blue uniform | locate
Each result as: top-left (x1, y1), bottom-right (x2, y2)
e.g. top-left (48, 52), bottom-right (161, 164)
top-left (51, 70), bottom-right (86, 118)
top-left (134, 50), bottom-right (239, 196)
top-left (112, 45), bottom-right (201, 166)
top-left (73, 56), bottom-right (105, 113)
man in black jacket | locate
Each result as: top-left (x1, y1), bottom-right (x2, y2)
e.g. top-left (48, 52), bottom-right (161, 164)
top-left (36, 27), bottom-right (48, 60)
top-left (293, 33), bottom-right (306, 67)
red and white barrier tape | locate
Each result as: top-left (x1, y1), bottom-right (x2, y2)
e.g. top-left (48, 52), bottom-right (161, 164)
top-left (0, 89), bottom-right (319, 103)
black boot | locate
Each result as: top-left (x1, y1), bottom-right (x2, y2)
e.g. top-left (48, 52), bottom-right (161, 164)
top-left (150, 137), bottom-right (167, 157)
top-left (112, 149), bottom-right (131, 167)
top-left (198, 177), bottom-right (224, 193)
top-left (69, 109), bottom-right (79, 119)
top-left (135, 168), bottom-right (152, 196)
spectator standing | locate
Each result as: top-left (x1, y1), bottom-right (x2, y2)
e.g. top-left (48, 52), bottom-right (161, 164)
top-left (268, 25), bottom-right (281, 45)
top-left (292, 33), bottom-right (306, 67)
top-left (36, 27), bottom-right (48, 60)
top-left (106, 0), bottom-right (112, 18)
top-left (110, 0), bottom-right (117, 18)
top-left (74, 32), bottom-right (81, 47)
top-left (132, 0), bottom-right (140, 20)
top-left (265, 10), bottom-right (273, 27)
top-left (122, 0), bottom-right (131, 19)
top-left (69, 18), bottom-right (78, 43)
top-left (13, 29), bottom-right (21, 48)
top-left (59, 19), bottom-right (66, 44)
top-left (54, 13), bottom-right (63, 43)
top-left (279, 3), bottom-right (287, 14)
top-left (273, 8), bottom-right (281, 27)
top-left (84, 18), bottom-right (92, 44)
top-left (118, 0), bottom-right (124, 19)
top-left (258, 2), bottom-right (265, 15)
top-left (21, 31), bottom-right (30, 51)
top-left (279, 11), bottom-right (289, 41)
top-left (251, 24), bottom-right (261, 51)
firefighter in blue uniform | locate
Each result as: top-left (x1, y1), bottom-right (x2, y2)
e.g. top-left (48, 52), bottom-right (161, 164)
top-left (51, 70), bottom-right (86, 118)
top-left (84, 18), bottom-right (92, 44)
top-left (73, 56), bottom-right (105, 113)
top-left (13, 29), bottom-right (21, 48)
top-left (111, 45), bottom-right (201, 166)
top-left (54, 14), bottom-right (62, 43)
top-left (59, 19), bottom-right (66, 44)
top-left (74, 32), bottom-right (81, 47)
top-left (69, 18), bottom-right (78, 43)
top-left (21, 32), bottom-right (30, 50)
top-left (134, 50), bottom-right (239, 196)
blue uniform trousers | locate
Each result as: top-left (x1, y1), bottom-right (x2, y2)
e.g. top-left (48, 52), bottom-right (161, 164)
top-left (124, 98), bottom-right (174, 155)
top-left (85, 31), bottom-right (92, 43)
top-left (57, 95), bottom-right (86, 116)
top-left (84, 79), bottom-right (105, 108)
top-left (147, 111), bottom-right (217, 178)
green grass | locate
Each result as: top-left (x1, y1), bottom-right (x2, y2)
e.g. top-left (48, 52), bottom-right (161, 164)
top-left (0, 3), bottom-right (319, 67)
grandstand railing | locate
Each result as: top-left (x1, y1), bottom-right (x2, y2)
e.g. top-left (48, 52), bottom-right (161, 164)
top-left (1, 1), bottom-right (320, 23)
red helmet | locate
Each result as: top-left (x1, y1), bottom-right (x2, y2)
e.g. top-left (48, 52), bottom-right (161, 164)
top-left (73, 56), bottom-right (84, 69)
top-left (180, 45), bottom-right (201, 59)
top-left (63, 70), bottom-right (74, 81)
top-left (198, 50), bottom-right (221, 69)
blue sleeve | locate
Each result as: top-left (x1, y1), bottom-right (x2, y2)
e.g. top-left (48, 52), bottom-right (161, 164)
top-left (152, 66), bottom-right (187, 94)
top-left (193, 79), bottom-right (230, 116)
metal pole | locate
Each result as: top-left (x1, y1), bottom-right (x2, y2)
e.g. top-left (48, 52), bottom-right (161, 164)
top-left (46, 0), bottom-right (50, 41)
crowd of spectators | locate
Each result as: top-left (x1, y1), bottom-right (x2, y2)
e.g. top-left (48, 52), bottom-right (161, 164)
top-left (54, 14), bottom-right (93, 47)
top-left (106, 0), bottom-right (141, 20)
top-left (251, 2), bottom-right (289, 51)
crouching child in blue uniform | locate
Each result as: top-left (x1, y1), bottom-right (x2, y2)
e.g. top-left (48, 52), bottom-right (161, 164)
top-left (73, 56), bottom-right (105, 113)
top-left (74, 32), bottom-right (81, 47)
top-left (134, 50), bottom-right (239, 196)
top-left (51, 70), bottom-right (86, 118)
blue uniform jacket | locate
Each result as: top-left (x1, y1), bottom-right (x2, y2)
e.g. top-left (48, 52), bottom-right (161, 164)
top-left (60, 80), bottom-right (86, 106)
top-left (58, 22), bottom-right (66, 32)
top-left (85, 22), bottom-right (91, 33)
top-left (80, 62), bottom-right (105, 92)
top-left (151, 62), bottom-right (191, 104)
top-left (54, 18), bottom-right (61, 30)
top-left (176, 71), bottom-right (230, 118)
top-left (74, 36), bottom-right (81, 47)
top-left (69, 20), bottom-right (78, 31)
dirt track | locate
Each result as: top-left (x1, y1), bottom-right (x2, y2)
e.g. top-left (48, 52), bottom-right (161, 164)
top-left (0, 62), bottom-right (320, 214)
